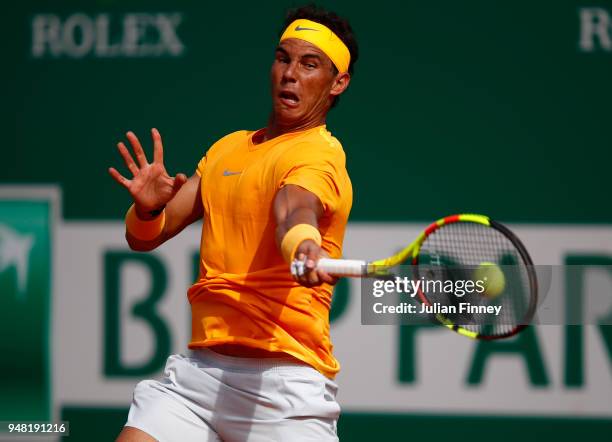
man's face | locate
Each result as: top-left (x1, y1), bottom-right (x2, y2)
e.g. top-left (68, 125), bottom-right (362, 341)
top-left (270, 38), bottom-right (338, 126)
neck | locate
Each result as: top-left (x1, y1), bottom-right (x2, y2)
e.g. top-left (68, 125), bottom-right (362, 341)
top-left (264, 114), bottom-right (326, 141)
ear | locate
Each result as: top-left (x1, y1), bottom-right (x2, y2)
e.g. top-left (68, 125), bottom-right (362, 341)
top-left (330, 72), bottom-right (351, 98)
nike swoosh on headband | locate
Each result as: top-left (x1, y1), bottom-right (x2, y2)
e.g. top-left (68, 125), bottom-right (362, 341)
top-left (295, 25), bottom-right (319, 32)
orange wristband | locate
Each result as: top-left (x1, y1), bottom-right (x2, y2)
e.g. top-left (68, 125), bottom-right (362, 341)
top-left (125, 204), bottom-right (166, 241)
top-left (281, 224), bottom-right (322, 263)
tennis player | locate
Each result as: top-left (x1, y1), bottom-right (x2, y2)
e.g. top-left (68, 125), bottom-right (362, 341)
top-left (109, 5), bottom-right (358, 441)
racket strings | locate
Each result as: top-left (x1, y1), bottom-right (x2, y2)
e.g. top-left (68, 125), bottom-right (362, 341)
top-left (417, 222), bottom-right (533, 337)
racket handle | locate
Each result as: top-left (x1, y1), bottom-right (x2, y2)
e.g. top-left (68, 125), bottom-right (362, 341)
top-left (317, 258), bottom-right (367, 277)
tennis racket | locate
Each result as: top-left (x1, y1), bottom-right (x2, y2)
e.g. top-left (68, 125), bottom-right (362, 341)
top-left (314, 214), bottom-right (538, 340)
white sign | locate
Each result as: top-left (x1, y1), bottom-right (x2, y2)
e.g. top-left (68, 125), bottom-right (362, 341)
top-left (53, 221), bottom-right (612, 417)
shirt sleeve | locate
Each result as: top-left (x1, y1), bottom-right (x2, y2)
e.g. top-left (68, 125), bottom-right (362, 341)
top-left (195, 154), bottom-right (207, 177)
top-left (278, 142), bottom-right (346, 214)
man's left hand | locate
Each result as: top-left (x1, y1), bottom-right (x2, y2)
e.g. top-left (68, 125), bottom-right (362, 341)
top-left (291, 239), bottom-right (338, 287)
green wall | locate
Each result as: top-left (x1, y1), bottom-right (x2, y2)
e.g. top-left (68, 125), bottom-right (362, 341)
top-left (4, 0), bottom-right (611, 222)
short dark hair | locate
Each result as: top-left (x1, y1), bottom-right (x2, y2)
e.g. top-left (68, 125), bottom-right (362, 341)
top-left (280, 4), bottom-right (359, 108)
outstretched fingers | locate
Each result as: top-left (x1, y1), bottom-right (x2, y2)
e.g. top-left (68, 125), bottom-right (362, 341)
top-left (126, 131), bottom-right (149, 168)
top-left (117, 142), bottom-right (140, 177)
top-left (151, 128), bottom-right (164, 164)
top-left (108, 167), bottom-right (132, 190)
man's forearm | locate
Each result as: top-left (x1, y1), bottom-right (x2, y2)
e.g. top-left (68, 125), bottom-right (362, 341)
top-left (276, 207), bottom-right (319, 245)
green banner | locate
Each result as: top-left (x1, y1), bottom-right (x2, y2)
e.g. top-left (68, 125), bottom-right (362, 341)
top-left (0, 199), bottom-right (51, 421)
top-left (4, 1), bottom-right (611, 222)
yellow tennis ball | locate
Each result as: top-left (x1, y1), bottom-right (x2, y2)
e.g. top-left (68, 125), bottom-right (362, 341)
top-left (473, 262), bottom-right (505, 298)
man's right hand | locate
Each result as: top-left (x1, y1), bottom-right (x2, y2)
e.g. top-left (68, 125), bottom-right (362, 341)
top-left (108, 128), bottom-right (187, 218)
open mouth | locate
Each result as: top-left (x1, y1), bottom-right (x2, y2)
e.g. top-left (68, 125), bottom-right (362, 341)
top-left (279, 91), bottom-right (300, 107)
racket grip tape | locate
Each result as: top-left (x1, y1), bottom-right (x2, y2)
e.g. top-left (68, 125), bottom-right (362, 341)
top-left (316, 258), bottom-right (367, 277)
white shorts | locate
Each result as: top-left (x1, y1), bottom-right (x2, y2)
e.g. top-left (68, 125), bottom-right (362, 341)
top-left (125, 348), bottom-right (341, 441)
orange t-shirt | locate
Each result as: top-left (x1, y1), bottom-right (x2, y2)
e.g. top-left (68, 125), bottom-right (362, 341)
top-left (187, 125), bottom-right (352, 379)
